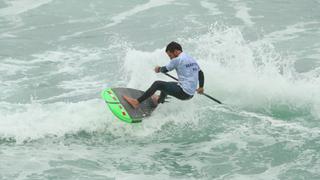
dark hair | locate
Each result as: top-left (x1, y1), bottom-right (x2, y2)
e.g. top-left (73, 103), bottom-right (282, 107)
top-left (165, 41), bottom-right (182, 52)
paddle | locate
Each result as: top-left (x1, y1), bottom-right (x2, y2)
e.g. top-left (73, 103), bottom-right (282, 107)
top-left (163, 72), bottom-right (222, 104)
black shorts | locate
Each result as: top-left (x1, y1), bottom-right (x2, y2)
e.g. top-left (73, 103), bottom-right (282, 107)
top-left (137, 81), bottom-right (193, 103)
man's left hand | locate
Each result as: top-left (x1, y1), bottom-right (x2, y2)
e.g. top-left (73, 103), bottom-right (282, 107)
top-left (197, 87), bottom-right (204, 94)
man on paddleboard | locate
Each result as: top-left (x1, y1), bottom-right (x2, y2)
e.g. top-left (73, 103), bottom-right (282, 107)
top-left (123, 41), bottom-right (205, 108)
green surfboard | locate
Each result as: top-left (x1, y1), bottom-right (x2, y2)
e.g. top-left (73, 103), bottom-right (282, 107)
top-left (101, 88), bottom-right (157, 123)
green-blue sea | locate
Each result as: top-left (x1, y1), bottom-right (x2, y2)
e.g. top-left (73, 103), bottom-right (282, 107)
top-left (1, 0), bottom-right (320, 179)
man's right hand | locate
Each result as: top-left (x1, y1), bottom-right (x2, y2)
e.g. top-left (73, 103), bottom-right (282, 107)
top-left (154, 66), bottom-right (161, 73)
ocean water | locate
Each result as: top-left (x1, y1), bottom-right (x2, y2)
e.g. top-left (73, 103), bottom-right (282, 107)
top-left (1, 0), bottom-right (320, 179)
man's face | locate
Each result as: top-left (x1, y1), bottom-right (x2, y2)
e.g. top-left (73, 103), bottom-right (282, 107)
top-left (166, 51), bottom-right (175, 59)
top-left (166, 50), bottom-right (180, 60)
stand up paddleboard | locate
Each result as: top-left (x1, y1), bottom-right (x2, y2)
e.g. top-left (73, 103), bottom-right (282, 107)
top-left (101, 88), bottom-right (157, 123)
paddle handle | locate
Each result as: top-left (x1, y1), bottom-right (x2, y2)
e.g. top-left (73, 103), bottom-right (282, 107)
top-left (164, 72), bottom-right (178, 81)
top-left (202, 93), bottom-right (222, 104)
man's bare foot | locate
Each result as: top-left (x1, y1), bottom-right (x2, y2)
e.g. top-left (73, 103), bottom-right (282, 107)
top-left (151, 95), bottom-right (160, 106)
top-left (123, 95), bottom-right (140, 109)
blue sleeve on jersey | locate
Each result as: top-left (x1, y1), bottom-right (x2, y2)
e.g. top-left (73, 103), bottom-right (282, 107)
top-left (160, 66), bottom-right (168, 73)
top-left (198, 70), bottom-right (204, 87)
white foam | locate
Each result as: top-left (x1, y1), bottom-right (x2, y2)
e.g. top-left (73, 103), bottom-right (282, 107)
top-left (58, 0), bottom-right (175, 41)
top-left (0, 57), bottom-right (35, 76)
top-left (31, 47), bottom-right (102, 75)
top-left (0, 46), bottom-right (109, 103)
top-left (262, 22), bottom-right (319, 43)
top-left (2, 24), bottom-right (319, 144)
top-left (107, 0), bottom-right (175, 28)
top-left (0, 33), bottom-right (16, 38)
top-left (58, 75), bottom-right (104, 92)
top-left (0, 0), bottom-right (52, 17)
top-left (121, 24), bottom-right (320, 120)
top-left (200, 0), bottom-right (222, 16)
top-left (194, 25), bottom-right (319, 112)
top-left (0, 99), bottom-right (108, 143)
top-left (123, 48), bottom-right (168, 89)
top-left (0, 58), bottom-right (36, 98)
top-left (229, 0), bottom-right (254, 26)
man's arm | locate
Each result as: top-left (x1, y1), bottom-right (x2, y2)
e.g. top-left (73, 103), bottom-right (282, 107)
top-left (199, 70), bottom-right (204, 88)
top-left (155, 59), bottom-right (178, 73)
top-left (160, 66), bottom-right (168, 73)
top-left (154, 66), bottom-right (168, 73)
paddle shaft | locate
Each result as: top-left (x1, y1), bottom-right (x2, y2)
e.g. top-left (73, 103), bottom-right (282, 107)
top-left (163, 73), bottom-right (222, 104)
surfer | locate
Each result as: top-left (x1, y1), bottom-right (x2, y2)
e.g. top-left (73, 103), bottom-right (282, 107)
top-left (123, 41), bottom-right (204, 108)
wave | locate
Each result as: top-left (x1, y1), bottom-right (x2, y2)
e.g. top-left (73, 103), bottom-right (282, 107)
top-left (1, 24), bottom-right (319, 143)
top-left (124, 24), bottom-right (320, 119)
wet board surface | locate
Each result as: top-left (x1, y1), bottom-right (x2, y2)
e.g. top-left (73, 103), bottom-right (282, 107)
top-left (101, 87), bottom-right (157, 123)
